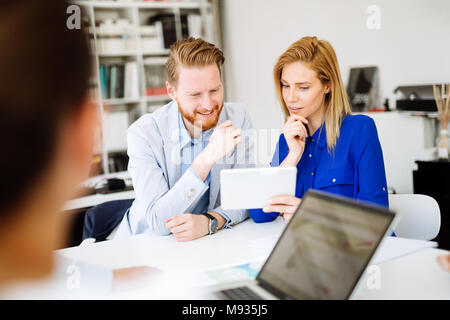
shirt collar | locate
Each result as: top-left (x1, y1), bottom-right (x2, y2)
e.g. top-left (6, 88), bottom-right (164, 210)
top-left (178, 111), bottom-right (214, 149)
top-left (308, 122), bottom-right (327, 149)
top-left (178, 112), bottom-right (192, 150)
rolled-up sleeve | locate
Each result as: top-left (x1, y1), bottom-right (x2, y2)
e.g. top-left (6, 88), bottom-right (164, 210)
top-left (213, 206), bottom-right (238, 229)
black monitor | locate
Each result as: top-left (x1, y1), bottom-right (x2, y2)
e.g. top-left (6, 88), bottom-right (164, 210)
top-left (346, 66), bottom-right (379, 112)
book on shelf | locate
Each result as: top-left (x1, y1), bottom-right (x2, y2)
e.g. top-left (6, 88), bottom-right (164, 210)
top-left (144, 13), bottom-right (205, 52)
top-left (100, 62), bottom-right (138, 100)
top-left (148, 14), bottom-right (176, 49)
top-left (124, 61), bottom-right (139, 99)
top-left (141, 25), bottom-right (162, 52)
top-left (145, 64), bottom-right (167, 96)
top-left (99, 65), bottom-right (107, 99)
top-left (204, 12), bottom-right (214, 43)
top-left (181, 13), bottom-right (202, 39)
top-left (110, 65), bottom-right (117, 99)
top-left (104, 111), bottom-right (129, 153)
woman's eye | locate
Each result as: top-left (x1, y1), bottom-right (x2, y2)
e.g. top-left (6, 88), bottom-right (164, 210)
top-left (300, 87), bottom-right (309, 90)
top-left (281, 84), bottom-right (289, 88)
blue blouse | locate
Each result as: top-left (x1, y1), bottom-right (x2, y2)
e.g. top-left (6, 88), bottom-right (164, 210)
top-left (249, 114), bottom-right (389, 223)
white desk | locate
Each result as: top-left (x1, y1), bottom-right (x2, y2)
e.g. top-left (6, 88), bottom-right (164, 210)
top-left (64, 190), bottom-right (135, 211)
top-left (57, 217), bottom-right (450, 299)
top-left (63, 171), bottom-right (135, 211)
top-left (355, 248), bottom-right (450, 299)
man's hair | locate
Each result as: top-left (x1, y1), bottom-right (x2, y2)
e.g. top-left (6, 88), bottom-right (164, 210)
top-left (166, 37), bottom-right (225, 87)
top-left (0, 0), bottom-right (91, 215)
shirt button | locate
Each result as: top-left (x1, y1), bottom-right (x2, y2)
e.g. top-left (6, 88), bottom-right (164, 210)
top-left (309, 154), bottom-right (312, 158)
top-left (311, 172), bottom-right (314, 176)
top-left (332, 178), bottom-right (336, 182)
top-left (382, 187), bottom-right (386, 191)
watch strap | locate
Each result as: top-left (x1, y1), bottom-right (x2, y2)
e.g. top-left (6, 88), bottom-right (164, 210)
top-left (201, 212), bottom-right (215, 221)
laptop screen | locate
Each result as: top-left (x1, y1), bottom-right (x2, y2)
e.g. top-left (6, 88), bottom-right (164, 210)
top-left (257, 190), bottom-right (394, 299)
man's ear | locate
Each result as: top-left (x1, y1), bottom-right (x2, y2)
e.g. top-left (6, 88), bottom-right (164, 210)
top-left (166, 81), bottom-right (177, 100)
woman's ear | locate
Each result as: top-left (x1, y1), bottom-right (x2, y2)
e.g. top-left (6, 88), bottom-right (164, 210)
top-left (324, 81), bottom-right (331, 94)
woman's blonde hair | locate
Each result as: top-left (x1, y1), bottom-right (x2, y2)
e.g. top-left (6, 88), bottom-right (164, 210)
top-left (273, 36), bottom-right (351, 152)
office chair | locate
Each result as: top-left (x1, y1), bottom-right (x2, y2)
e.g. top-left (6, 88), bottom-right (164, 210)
top-left (389, 194), bottom-right (441, 241)
top-left (82, 198), bottom-right (134, 243)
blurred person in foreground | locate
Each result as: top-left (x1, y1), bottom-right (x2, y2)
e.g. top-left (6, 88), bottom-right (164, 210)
top-left (0, 0), bottom-right (158, 298)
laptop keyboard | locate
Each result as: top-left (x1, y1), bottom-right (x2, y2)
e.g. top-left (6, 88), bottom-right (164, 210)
top-left (217, 286), bottom-right (264, 300)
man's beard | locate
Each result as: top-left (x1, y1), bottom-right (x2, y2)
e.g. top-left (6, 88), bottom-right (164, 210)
top-left (177, 99), bottom-right (224, 132)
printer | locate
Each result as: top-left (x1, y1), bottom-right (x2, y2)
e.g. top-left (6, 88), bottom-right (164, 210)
top-left (394, 84), bottom-right (449, 112)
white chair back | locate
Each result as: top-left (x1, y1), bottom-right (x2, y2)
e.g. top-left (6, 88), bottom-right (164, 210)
top-left (389, 194), bottom-right (441, 241)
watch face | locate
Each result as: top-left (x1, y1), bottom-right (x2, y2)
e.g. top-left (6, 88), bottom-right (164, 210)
top-left (210, 218), bottom-right (218, 234)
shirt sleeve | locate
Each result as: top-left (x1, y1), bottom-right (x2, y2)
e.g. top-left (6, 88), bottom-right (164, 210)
top-left (354, 118), bottom-right (389, 208)
top-left (211, 107), bottom-right (255, 227)
top-left (213, 207), bottom-right (235, 229)
top-left (127, 126), bottom-right (209, 236)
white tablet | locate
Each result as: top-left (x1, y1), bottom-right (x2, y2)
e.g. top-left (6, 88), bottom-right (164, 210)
top-left (220, 167), bottom-right (297, 210)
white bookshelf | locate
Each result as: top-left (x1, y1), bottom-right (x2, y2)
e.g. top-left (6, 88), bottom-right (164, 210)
top-left (75, 0), bottom-right (221, 174)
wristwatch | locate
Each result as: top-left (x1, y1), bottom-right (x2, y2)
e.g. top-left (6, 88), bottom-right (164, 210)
top-left (202, 212), bottom-right (218, 235)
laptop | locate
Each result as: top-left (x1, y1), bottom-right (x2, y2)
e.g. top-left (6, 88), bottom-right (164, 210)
top-left (205, 189), bottom-right (396, 300)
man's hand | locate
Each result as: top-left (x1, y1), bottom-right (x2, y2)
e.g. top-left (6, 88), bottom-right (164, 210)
top-left (166, 213), bottom-right (210, 242)
top-left (202, 120), bottom-right (242, 163)
top-left (191, 120), bottom-right (242, 182)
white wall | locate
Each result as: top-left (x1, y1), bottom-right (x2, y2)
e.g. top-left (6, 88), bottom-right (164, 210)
top-left (221, 0), bottom-right (450, 130)
top-left (220, 0), bottom-right (450, 192)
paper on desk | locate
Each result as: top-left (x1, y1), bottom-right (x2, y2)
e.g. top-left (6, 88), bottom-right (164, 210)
top-left (247, 233), bottom-right (438, 266)
top-left (371, 236), bottom-right (438, 265)
top-left (186, 259), bottom-right (266, 288)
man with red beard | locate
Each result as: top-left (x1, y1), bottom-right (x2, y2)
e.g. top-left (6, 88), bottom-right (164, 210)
top-left (114, 37), bottom-right (254, 241)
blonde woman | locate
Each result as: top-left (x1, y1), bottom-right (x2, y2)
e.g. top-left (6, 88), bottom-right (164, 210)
top-left (250, 36), bottom-right (388, 225)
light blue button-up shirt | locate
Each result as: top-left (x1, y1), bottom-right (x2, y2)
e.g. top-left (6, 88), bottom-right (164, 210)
top-left (114, 101), bottom-right (252, 238)
top-left (178, 112), bottom-right (231, 223)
